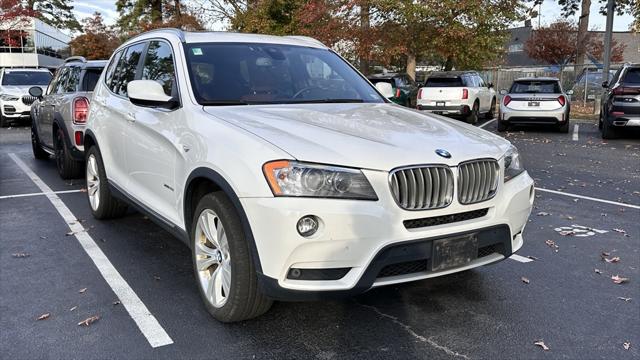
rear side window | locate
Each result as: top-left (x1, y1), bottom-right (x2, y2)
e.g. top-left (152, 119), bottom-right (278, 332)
top-left (64, 66), bottom-right (81, 92)
top-left (53, 67), bottom-right (70, 94)
top-left (510, 80), bottom-right (561, 94)
top-left (111, 42), bottom-right (146, 96)
top-left (623, 68), bottom-right (640, 84)
top-left (104, 50), bottom-right (123, 90)
top-left (82, 68), bottom-right (103, 91)
top-left (425, 77), bottom-right (463, 87)
top-left (141, 41), bottom-right (175, 97)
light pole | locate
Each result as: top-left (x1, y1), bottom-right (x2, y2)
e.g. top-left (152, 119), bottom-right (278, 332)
top-left (602, 0), bottom-right (615, 84)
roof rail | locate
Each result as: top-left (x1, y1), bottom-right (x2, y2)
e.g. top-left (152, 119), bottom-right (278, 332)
top-left (128, 28), bottom-right (186, 43)
top-left (64, 56), bottom-right (87, 63)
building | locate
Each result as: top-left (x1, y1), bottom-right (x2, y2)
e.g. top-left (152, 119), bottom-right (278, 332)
top-left (0, 17), bottom-right (71, 69)
top-left (503, 22), bottom-right (640, 68)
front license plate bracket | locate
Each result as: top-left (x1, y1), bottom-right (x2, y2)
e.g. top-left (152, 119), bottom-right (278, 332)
top-left (431, 235), bottom-right (478, 271)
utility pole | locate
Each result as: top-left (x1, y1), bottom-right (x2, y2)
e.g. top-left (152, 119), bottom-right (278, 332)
top-left (602, 0), bottom-right (615, 84)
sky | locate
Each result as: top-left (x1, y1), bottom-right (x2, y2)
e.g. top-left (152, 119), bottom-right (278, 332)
top-left (71, 0), bottom-right (634, 31)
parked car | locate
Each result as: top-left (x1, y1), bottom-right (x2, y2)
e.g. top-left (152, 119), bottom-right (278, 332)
top-left (498, 77), bottom-right (572, 133)
top-left (29, 57), bottom-right (107, 179)
top-left (84, 29), bottom-right (534, 322)
top-left (416, 71), bottom-right (496, 124)
top-left (0, 68), bottom-right (52, 127)
top-left (571, 68), bottom-right (616, 103)
top-left (367, 73), bottom-right (419, 108)
top-left (599, 63), bottom-right (640, 139)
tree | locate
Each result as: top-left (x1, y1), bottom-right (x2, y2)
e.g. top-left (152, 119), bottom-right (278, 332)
top-left (69, 12), bottom-right (120, 60)
top-left (524, 19), bottom-right (625, 69)
top-left (24, 0), bottom-right (82, 31)
top-left (116, 0), bottom-right (204, 34)
top-left (0, 0), bottom-right (37, 26)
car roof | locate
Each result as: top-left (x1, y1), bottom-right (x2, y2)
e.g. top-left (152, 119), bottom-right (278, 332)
top-left (124, 28), bottom-right (327, 50)
top-left (428, 71), bottom-right (477, 77)
top-left (2, 68), bottom-right (51, 73)
top-left (367, 73), bottom-right (405, 79)
top-left (514, 77), bottom-right (559, 82)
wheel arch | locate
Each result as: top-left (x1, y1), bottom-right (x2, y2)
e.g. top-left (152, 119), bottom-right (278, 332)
top-left (184, 167), bottom-right (263, 273)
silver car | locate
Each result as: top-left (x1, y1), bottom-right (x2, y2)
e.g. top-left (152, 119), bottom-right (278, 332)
top-left (30, 57), bottom-right (107, 179)
top-left (498, 77), bottom-right (573, 133)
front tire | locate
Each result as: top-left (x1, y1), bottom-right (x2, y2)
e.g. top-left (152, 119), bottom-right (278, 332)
top-left (55, 128), bottom-right (83, 179)
top-left (191, 192), bottom-right (272, 322)
top-left (466, 101), bottom-right (479, 124)
top-left (85, 146), bottom-right (128, 219)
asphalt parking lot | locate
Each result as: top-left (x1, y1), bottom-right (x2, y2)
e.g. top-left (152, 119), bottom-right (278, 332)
top-left (1, 118), bottom-right (638, 359)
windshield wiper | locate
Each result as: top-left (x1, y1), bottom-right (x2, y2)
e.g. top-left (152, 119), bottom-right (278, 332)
top-left (284, 98), bottom-right (365, 104)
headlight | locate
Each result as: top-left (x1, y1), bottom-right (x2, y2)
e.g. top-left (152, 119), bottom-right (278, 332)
top-left (263, 160), bottom-right (378, 200)
top-left (0, 94), bottom-right (19, 101)
top-left (504, 145), bottom-right (524, 182)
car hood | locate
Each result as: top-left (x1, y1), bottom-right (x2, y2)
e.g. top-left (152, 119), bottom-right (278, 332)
top-left (0, 85), bottom-right (37, 96)
top-left (204, 103), bottom-right (511, 171)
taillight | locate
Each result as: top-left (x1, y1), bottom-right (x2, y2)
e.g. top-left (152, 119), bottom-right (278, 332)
top-left (503, 95), bottom-right (511, 106)
top-left (557, 95), bottom-right (565, 106)
top-left (395, 88), bottom-right (401, 98)
top-left (417, 88), bottom-right (423, 99)
top-left (613, 87), bottom-right (640, 95)
top-left (462, 88), bottom-right (468, 99)
top-left (73, 97), bottom-right (89, 124)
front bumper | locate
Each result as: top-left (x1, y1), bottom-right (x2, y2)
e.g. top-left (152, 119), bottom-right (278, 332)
top-left (1, 99), bottom-right (32, 119)
top-left (241, 169), bottom-right (534, 300)
top-left (500, 107), bottom-right (567, 124)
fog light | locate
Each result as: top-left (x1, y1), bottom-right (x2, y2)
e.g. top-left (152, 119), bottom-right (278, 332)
top-left (297, 215), bottom-right (319, 237)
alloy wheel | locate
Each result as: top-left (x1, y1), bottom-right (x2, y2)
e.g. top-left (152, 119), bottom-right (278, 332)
top-left (194, 209), bottom-right (232, 308)
top-left (86, 154), bottom-right (100, 211)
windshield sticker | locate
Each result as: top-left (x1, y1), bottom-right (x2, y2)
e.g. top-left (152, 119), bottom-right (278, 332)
top-left (192, 48), bottom-right (203, 56)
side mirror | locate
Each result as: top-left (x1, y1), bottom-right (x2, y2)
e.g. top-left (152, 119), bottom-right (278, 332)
top-left (565, 89), bottom-right (574, 95)
top-left (374, 82), bottom-right (395, 98)
top-left (488, 82), bottom-right (494, 88)
top-left (127, 80), bottom-right (174, 108)
top-left (499, 89), bottom-right (508, 95)
top-left (28, 86), bottom-right (43, 98)
top-left (601, 81), bottom-right (609, 88)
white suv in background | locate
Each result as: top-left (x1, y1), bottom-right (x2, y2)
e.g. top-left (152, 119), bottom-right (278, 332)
top-left (84, 29), bottom-right (534, 322)
top-left (0, 68), bottom-right (52, 127)
top-left (417, 71), bottom-right (496, 124)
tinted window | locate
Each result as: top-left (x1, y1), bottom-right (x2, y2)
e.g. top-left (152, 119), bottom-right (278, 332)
top-left (53, 67), bottom-right (70, 94)
top-left (104, 50), bottom-right (123, 90)
top-left (111, 43), bottom-right (146, 96)
top-left (623, 68), bottom-right (640, 84)
top-left (47, 69), bottom-right (61, 95)
top-left (184, 43), bottom-right (383, 104)
top-left (142, 41), bottom-right (175, 97)
top-left (1, 71), bottom-right (51, 85)
top-left (425, 77), bottom-right (463, 87)
top-left (81, 68), bottom-right (103, 91)
top-left (476, 75), bottom-right (485, 87)
top-left (395, 76), bottom-right (408, 87)
top-left (510, 80), bottom-right (561, 94)
top-left (64, 66), bottom-right (81, 92)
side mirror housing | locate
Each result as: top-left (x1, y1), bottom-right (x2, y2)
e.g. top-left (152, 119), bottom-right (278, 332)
top-left (601, 81), bottom-right (609, 88)
top-left (374, 82), bottom-right (395, 98)
top-left (499, 89), bottom-right (508, 95)
top-left (565, 89), bottom-right (574, 95)
top-left (127, 80), bottom-right (176, 108)
top-left (28, 86), bottom-right (43, 98)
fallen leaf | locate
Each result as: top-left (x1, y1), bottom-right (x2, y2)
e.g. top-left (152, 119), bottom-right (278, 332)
top-left (66, 231), bottom-right (75, 236)
top-left (78, 288), bottom-right (87, 294)
top-left (79, 188), bottom-right (87, 192)
top-left (11, 252), bottom-right (30, 258)
top-left (559, 230), bottom-right (575, 236)
top-left (113, 300), bottom-right (120, 306)
top-left (602, 252), bottom-right (611, 257)
top-left (534, 340), bottom-right (549, 351)
top-left (78, 315), bottom-right (100, 326)
top-left (612, 275), bottom-right (629, 284)
top-left (39, 236), bottom-right (47, 239)
top-left (69, 306), bottom-right (77, 311)
top-left (594, 268), bottom-right (602, 274)
top-left (623, 342), bottom-right (630, 350)
top-left (617, 297), bottom-right (632, 302)
top-left (536, 212), bottom-right (550, 216)
top-left (37, 313), bottom-right (50, 320)
top-left (521, 277), bottom-right (530, 284)
top-left (153, 275), bottom-right (161, 281)
top-left (545, 240), bottom-right (559, 252)
top-left (604, 257), bottom-right (621, 263)
top-left (613, 228), bottom-right (626, 234)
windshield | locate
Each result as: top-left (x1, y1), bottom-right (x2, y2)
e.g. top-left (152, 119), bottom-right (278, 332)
top-left (2, 71), bottom-right (52, 86)
top-left (184, 43), bottom-right (385, 105)
top-left (510, 80), bottom-right (561, 94)
top-left (424, 77), bottom-right (463, 87)
top-left (623, 68), bottom-right (640, 84)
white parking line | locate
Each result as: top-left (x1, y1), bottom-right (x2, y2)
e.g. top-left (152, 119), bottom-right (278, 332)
top-left (572, 124), bottom-right (579, 141)
top-left (0, 189), bottom-right (84, 200)
top-left (536, 187), bottom-right (640, 210)
top-left (8, 153), bottom-right (174, 348)
top-left (509, 254), bottom-right (533, 263)
top-left (479, 119), bottom-right (496, 128)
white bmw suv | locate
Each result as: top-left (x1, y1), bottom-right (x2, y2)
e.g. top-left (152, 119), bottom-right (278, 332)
top-left (84, 29), bottom-right (534, 322)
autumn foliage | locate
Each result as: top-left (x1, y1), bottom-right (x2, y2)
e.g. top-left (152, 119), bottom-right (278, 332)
top-left (69, 13), bottom-right (120, 60)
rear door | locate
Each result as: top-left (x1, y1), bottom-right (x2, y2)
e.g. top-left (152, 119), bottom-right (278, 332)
top-left (125, 40), bottom-right (181, 224)
top-left (475, 75), bottom-right (491, 111)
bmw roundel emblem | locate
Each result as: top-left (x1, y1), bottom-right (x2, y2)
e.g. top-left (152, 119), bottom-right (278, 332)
top-left (435, 149), bottom-right (451, 158)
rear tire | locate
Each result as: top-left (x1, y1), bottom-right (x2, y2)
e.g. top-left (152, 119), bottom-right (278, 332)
top-left (558, 120), bottom-right (570, 133)
top-left (191, 192), bottom-right (272, 322)
top-left (601, 119), bottom-right (618, 140)
top-left (466, 101), bottom-right (479, 124)
top-left (497, 120), bottom-right (508, 132)
top-left (485, 98), bottom-right (496, 119)
top-left (31, 123), bottom-right (49, 160)
top-left (85, 146), bottom-right (128, 219)
top-left (55, 128), bottom-right (83, 179)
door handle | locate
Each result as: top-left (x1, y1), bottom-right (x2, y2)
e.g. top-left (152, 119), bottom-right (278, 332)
top-left (125, 112), bottom-right (136, 123)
